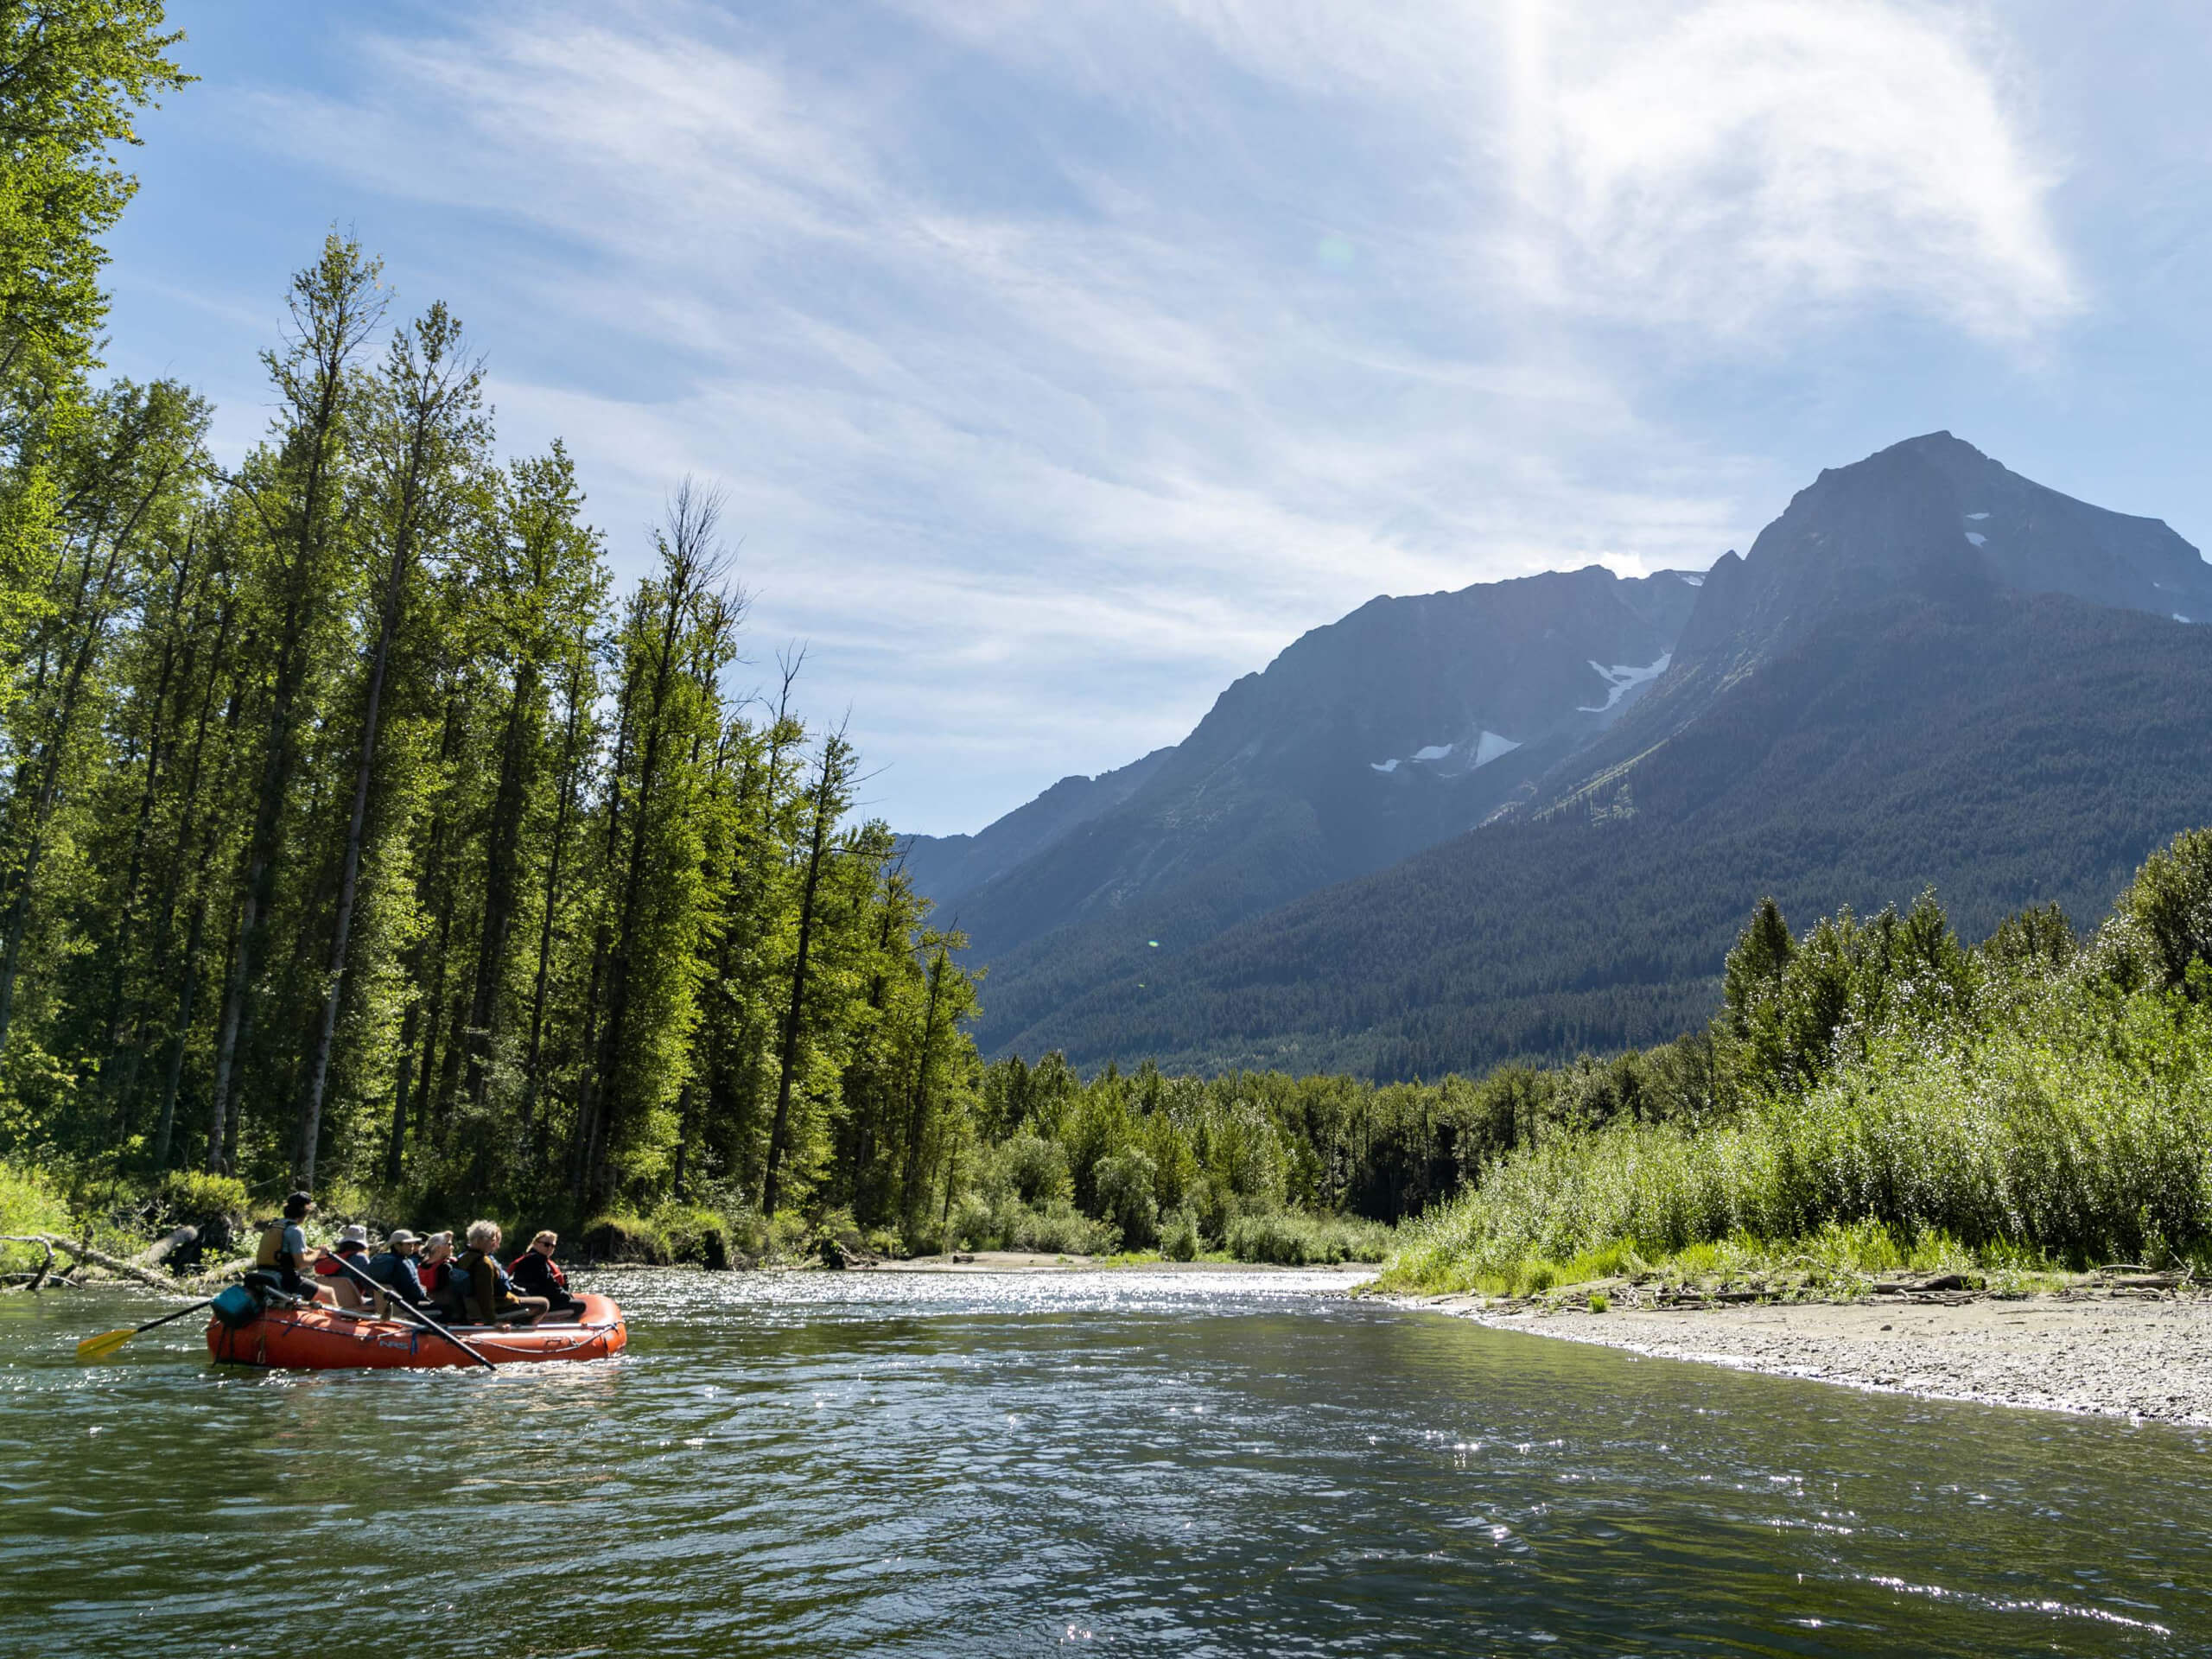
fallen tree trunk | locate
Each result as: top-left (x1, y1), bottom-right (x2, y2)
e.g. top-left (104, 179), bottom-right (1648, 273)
top-left (0, 1234), bottom-right (189, 1294)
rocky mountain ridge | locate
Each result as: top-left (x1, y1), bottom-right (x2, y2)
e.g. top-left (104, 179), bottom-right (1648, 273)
top-left (906, 433), bottom-right (2212, 1073)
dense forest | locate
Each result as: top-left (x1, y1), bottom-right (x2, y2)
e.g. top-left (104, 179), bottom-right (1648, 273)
top-left (0, 6), bottom-right (1008, 1251)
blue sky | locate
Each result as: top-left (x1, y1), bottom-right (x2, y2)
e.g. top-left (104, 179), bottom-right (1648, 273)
top-left (105, 2), bottom-right (2212, 834)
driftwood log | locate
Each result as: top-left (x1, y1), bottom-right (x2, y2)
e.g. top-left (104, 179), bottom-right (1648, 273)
top-left (0, 1233), bottom-right (190, 1294)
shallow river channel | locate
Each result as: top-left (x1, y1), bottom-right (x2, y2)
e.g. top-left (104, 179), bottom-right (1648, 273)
top-left (3, 1267), bottom-right (2209, 1656)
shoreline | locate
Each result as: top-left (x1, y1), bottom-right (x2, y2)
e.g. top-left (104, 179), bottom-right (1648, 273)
top-left (1387, 1287), bottom-right (2212, 1427)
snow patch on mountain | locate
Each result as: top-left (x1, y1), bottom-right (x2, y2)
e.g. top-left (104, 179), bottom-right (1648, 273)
top-left (1578, 653), bottom-right (1673, 714)
top-left (1965, 531), bottom-right (1987, 547)
top-left (1680, 573), bottom-right (1705, 587)
top-left (1371, 730), bottom-right (1523, 775)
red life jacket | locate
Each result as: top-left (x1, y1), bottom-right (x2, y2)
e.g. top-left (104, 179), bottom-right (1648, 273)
top-left (420, 1260), bottom-right (450, 1292)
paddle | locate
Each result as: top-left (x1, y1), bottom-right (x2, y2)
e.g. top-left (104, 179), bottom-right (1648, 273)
top-left (76, 1297), bottom-right (218, 1362)
top-left (322, 1249), bottom-right (498, 1371)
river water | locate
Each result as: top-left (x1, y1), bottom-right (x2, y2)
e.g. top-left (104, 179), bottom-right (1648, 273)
top-left (3, 1267), bottom-right (2207, 1656)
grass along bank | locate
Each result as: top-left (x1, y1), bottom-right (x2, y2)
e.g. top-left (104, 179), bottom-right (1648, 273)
top-left (1376, 827), bottom-right (2212, 1301)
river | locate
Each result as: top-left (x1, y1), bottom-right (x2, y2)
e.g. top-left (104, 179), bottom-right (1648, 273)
top-left (2, 1267), bottom-right (2206, 1655)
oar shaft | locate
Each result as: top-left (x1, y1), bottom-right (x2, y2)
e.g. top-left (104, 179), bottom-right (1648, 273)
top-left (135, 1297), bottom-right (216, 1334)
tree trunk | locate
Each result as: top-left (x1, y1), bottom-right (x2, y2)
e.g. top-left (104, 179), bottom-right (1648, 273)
top-left (462, 661), bottom-right (539, 1109)
top-left (763, 751), bottom-right (840, 1217)
top-left (899, 946), bottom-right (948, 1221)
top-left (294, 543), bottom-right (407, 1186)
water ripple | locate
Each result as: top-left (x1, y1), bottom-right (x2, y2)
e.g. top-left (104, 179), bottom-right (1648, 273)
top-left (0, 1268), bottom-right (2205, 1656)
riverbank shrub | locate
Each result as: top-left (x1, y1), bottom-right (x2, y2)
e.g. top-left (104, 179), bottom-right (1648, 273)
top-left (0, 1162), bottom-right (70, 1269)
top-left (1225, 1210), bottom-right (1395, 1265)
top-left (152, 1171), bottom-right (250, 1230)
top-left (1011, 1199), bottom-right (1116, 1255)
top-left (1160, 1207), bottom-right (1202, 1262)
top-left (1092, 1149), bottom-right (1160, 1249)
top-left (1384, 973), bottom-right (2212, 1293)
top-left (580, 1213), bottom-right (673, 1264)
top-left (651, 1203), bottom-right (761, 1268)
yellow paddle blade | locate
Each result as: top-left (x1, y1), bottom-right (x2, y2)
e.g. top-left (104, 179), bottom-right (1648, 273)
top-left (75, 1328), bottom-right (136, 1362)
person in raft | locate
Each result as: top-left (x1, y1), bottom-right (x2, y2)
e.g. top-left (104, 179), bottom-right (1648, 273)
top-left (507, 1230), bottom-right (582, 1318)
top-left (418, 1230), bottom-right (457, 1304)
top-left (249, 1192), bottom-right (334, 1306)
top-left (365, 1228), bottom-right (429, 1308)
top-left (314, 1224), bottom-right (385, 1313)
top-left (454, 1220), bottom-right (550, 1326)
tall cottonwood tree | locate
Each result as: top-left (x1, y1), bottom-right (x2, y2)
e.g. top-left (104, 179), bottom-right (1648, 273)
top-left (0, 15), bottom-right (989, 1233)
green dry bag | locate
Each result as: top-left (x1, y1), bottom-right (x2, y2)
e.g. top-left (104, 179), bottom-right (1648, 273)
top-left (211, 1284), bottom-right (261, 1328)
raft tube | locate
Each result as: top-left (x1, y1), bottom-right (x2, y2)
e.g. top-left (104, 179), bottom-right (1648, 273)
top-left (206, 1292), bottom-right (626, 1370)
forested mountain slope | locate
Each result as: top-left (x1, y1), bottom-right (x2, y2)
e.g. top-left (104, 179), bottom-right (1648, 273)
top-left (912, 565), bottom-right (1700, 956)
top-left (933, 434), bottom-right (2212, 1068)
top-left (960, 432), bottom-right (2212, 1074)
top-left (993, 592), bottom-right (2212, 1075)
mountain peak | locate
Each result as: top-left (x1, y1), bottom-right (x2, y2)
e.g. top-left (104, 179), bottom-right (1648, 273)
top-left (1671, 433), bottom-right (2209, 687)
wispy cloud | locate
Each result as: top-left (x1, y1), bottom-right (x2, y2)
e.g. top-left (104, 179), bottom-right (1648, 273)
top-left (1501, 0), bottom-right (2075, 341)
top-left (209, 0), bottom-right (2076, 830)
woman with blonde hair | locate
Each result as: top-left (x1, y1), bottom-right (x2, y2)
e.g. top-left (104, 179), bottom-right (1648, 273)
top-left (454, 1220), bottom-right (548, 1326)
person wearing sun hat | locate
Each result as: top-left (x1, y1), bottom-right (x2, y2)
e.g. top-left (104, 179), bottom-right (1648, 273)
top-left (365, 1227), bottom-right (429, 1307)
top-left (315, 1224), bottom-right (382, 1313)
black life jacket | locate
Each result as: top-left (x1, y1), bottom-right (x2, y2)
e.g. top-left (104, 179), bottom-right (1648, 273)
top-left (510, 1249), bottom-right (568, 1290)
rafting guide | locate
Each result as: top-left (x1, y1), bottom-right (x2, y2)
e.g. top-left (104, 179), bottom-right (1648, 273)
top-left (247, 1192), bottom-right (332, 1307)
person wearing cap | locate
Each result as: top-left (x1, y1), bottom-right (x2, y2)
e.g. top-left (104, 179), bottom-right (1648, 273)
top-left (250, 1192), bottom-right (334, 1306)
top-left (365, 1228), bottom-right (429, 1308)
top-left (506, 1230), bottom-right (581, 1317)
top-left (315, 1224), bottom-right (383, 1313)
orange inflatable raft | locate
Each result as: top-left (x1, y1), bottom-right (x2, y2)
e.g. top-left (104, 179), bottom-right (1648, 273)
top-left (206, 1293), bottom-right (626, 1370)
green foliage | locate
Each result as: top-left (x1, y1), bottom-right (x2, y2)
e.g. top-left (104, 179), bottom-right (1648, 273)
top-left (1159, 1207), bottom-right (1202, 1262)
top-left (647, 1201), bottom-right (751, 1268)
top-left (1000, 1134), bottom-right (1071, 1206)
top-left (0, 2), bottom-right (188, 384)
top-left (2121, 825), bottom-right (2212, 996)
top-left (0, 1159), bottom-right (67, 1267)
top-left (579, 1213), bottom-right (673, 1265)
top-left (152, 1169), bottom-right (247, 1226)
top-left (1224, 1210), bottom-right (1394, 1265)
top-left (1090, 1147), bottom-right (1158, 1249)
top-left (1387, 836), bottom-right (2212, 1293)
